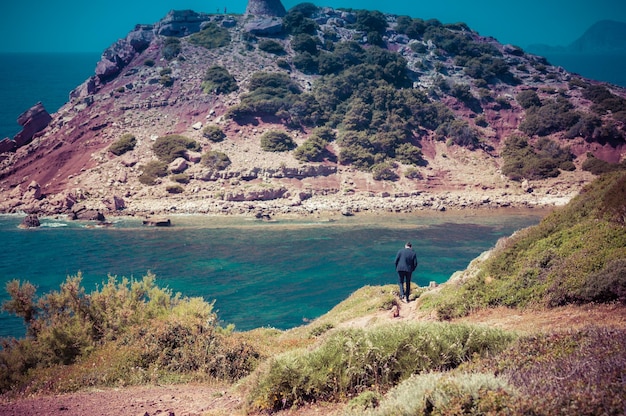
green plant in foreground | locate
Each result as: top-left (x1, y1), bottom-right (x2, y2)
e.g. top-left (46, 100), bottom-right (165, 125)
top-left (247, 321), bottom-right (515, 412)
top-left (260, 130), bottom-right (296, 152)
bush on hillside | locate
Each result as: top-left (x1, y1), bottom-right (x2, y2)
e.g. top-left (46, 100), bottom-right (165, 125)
top-left (152, 135), bottom-right (200, 163)
top-left (188, 23), bottom-right (231, 49)
top-left (501, 135), bottom-right (573, 181)
top-left (202, 65), bottom-right (238, 94)
top-left (519, 96), bottom-right (581, 136)
top-left (138, 160), bottom-right (168, 185)
top-left (202, 125), bottom-right (227, 142)
top-left (108, 133), bottom-right (136, 156)
top-left (257, 39), bottom-right (285, 55)
top-left (201, 150), bottom-right (231, 170)
top-left (421, 171), bottom-right (626, 318)
top-left (260, 131), bottom-right (296, 152)
top-left (162, 37), bottom-right (181, 60)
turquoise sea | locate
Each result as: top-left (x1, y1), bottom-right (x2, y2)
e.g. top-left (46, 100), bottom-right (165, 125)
top-left (0, 212), bottom-right (546, 338)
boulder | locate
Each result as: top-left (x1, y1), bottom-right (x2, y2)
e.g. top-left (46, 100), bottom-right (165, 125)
top-left (13, 102), bottom-right (52, 147)
top-left (0, 138), bottom-right (16, 153)
top-left (19, 214), bottom-right (40, 228)
top-left (142, 217), bottom-right (171, 226)
top-left (244, 17), bottom-right (283, 36)
top-left (155, 10), bottom-right (211, 37)
top-left (169, 157), bottom-right (188, 173)
top-left (103, 195), bottom-right (126, 211)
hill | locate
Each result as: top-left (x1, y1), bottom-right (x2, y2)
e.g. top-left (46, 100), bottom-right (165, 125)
top-left (0, 4), bottom-right (625, 220)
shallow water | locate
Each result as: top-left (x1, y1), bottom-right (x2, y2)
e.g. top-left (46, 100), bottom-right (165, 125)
top-left (0, 210), bottom-right (546, 337)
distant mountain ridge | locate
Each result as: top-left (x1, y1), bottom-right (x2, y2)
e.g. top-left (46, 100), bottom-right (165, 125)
top-left (529, 19), bottom-right (626, 54)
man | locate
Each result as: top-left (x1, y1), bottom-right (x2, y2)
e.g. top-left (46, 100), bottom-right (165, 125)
top-left (395, 242), bottom-right (418, 303)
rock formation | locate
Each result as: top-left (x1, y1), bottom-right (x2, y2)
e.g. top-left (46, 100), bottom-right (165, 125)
top-left (245, 0), bottom-right (287, 17)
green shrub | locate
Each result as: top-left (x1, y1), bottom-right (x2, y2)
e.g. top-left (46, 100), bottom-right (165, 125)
top-left (162, 37), bottom-right (181, 60)
top-left (294, 135), bottom-right (328, 162)
top-left (201, 150), bottom-right (231, 170)
top-left (582, 153), bottom-right (625, 175)
top-left (346, 372), bottom-right (515, 416)
top-left (202, 125), bottom-right (226, 142)
top-left (202, 65), bottom-right (238, 94)
top-left (501, 135), bottom-right (573, 181)
top-left (371, 162), bottom-right (398, 180)
top-left (188, 23), bottom-right (230, 49)
top-left (395, 143), bottom-right (425, 166)
top-left (0, 274), bottom-right (261, 393)
top-left (152, 135), bottom-right (200, 163)
top-left (257, 39), bottom-right (285, 55)
top-left (247, 322), bottom-right (515, 412)
top-left (404, 167), bottom-right (423, 179)
top-left (519, 96), bottom-right (581, 136)
top-left (516, 89), bottom-right (541, 109)
top-left (170, 173), bottom-right (190, 184)
top-left (108, 133), bottom-right (136, 156)
top-left (165, 184), bottom-right (184, 194)
top-left (260, 131), bottom-right (296, 152)
top-left (283, 8), bottom-right (318, 35)
top-left (138, 160), bottom-right (168, 185)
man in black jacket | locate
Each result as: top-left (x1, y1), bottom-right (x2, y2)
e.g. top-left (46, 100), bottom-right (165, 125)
top-left (395, 242), bottom-right (418, 303)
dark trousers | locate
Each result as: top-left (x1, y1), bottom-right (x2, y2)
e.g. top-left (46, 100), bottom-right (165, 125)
top-left (398, 271), bottom-right (412, 301)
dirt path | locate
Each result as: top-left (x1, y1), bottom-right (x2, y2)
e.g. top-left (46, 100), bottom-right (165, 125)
top-left (2, 303), bottom-right (624, 416)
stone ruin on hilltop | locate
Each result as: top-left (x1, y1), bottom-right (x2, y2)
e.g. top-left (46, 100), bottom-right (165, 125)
top-left (245, 0), bottom-right (287, 17)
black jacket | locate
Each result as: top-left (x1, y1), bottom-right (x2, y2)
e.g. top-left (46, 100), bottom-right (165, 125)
top-left (395, 248), bottom-right (417, 272)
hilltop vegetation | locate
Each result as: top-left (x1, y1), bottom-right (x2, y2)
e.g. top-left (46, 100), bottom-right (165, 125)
top-left (1, 171), bottom-right (625, 414)
top-left (1, 3), bottom-right (625, 216)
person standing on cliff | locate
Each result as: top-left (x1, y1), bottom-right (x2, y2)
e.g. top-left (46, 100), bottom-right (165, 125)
top-left (395, 242), bottom-right (418, 303)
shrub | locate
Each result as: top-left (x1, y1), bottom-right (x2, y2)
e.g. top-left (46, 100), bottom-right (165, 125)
top-left (202, 125), bottom-right (226, 142)
top-left (202, 65), bottom-right (238, 94)
top-left (188, 23), bottom-right (230, 49)
top-left (293, 135), bottom-right (328, 162)
top-left (501, 135), bottom-right (573, 181)
top-left (152, 135), bottom-right (200, 163)
top-left (519, 96), bottom-right (581, 136)
top-left (165, 184), bottom-right (184, 194)
top-left (162, 37), bottom-right (181, 60)
top-left (258, 39), bottom-right (285, 55)
top-left (108, 133), bottom-right (136, 156)
top-left (247, 322), bottom-right (515, 412)
top-left (283, 8), bottom-right (318, 35)
top-left (260, 131), bottom-right (296, 152)
top-left (138, 160), bottom-right (168, 185)
top-left (395, 143), bottom-right (425, 166)
top-left (170, 173), bottom-right (190, 184)
top-left (516, 89), bottom-right (541, 109)
top-left (371, 162), bottom-right (398, 180)
top-left (201, 150), bottom-right (231, 170)
top-left (0, 274), bottom-right (261, 393)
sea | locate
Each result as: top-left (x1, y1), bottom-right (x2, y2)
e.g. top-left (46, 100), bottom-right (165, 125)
top-left (0, 212), bottom-right (545, 339)
top-left (0, 52), bottom-right (100, 139)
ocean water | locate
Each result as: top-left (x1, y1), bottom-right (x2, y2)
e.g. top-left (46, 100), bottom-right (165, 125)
top-left (0, 53), bottom-right (100, 139)
top-left (0, 212), bottom-right (545, 338)
top-left (540, 53), bottom-right (626, 88)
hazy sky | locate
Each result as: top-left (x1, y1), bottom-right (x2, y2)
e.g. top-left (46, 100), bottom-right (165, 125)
top-left (1, 0), bottom-right (625, 53)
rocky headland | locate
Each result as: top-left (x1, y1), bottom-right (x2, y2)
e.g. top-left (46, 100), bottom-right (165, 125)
top-left (0, 3), bottom-right (623, 223)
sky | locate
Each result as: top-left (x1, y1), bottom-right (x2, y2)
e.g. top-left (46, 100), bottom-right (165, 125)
top-left (1, 1), bottom-right (625, 53)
